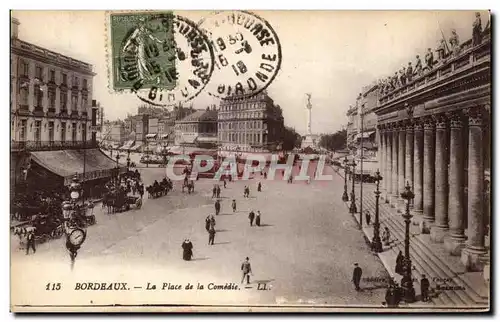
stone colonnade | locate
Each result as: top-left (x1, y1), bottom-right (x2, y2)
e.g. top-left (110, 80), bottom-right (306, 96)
top-left (377, 105), bottom-right (489, 271)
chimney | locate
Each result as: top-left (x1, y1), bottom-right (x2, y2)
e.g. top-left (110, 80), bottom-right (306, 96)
top-left (11, 17), bottom-right (20, 39)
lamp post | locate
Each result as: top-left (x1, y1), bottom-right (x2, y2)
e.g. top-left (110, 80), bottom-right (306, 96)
top-left (342, 156), bottom-right (349, 201)
top-left (400, 181), bottom-right (416, 303)
top-left (126, 149), bottom-right (131, 171)
top-left (115, 154), bottom-right (120, 183)
top-left (371, 169), bottom-right (383, 253)
top-left (349, 159), bottom-right (357, 214)
top-left (64, 175), bottom-right (87, 270)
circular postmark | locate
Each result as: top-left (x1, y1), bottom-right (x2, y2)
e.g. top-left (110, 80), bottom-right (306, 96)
top-left (115, 13), bottom-right (215, 107)
top-left (197, 11), bottom-right (282, 100)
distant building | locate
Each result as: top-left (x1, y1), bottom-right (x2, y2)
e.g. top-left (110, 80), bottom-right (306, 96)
top-left (218, 91), bottom-right (284, 152)
top-left (174, 107), bottom-right (218, 149)
top-left (135, 114), bottom-right (149, 143)
top-left (110, 122), bottom-right (126, 144)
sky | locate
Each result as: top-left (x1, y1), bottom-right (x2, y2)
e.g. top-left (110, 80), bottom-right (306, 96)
top-left (11, 10), bottom-right (489, 135)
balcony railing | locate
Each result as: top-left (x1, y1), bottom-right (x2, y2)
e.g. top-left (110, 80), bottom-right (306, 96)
top-left (11, 140), bottom-right (98, 151)
top-left (378, 32), bottom-right (491, 107)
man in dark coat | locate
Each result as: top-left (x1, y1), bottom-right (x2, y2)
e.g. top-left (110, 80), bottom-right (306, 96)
top-left (257, 182), bottom-right (262, 192)
top-left (365, 211), bottom-right (371, 226)
top-left (26, 230), bottom-right (36, 255)
top-left (215, 200), bottom-right (221, 216)
top-left (421, 274), bottom-right (430, 302)
top-left (208, 227), bottom-right (216, 246)
top-left (212, 186), bottom-right (217, 198)
top-left (232, 199), bottom-right (237, 213)
top-left (205, 215), bottom-right (212, 232)
top-left (396, 251), bottom-right (404, 275)
top-left (241, 257), bottom-right (252, 284)
top-left (223, 179), bottom-right (227, 188)
top-left (248, 211), bottom-right (255, 226)
top-left (216, 185), bottom-right (221, 198)
top-left (352, 263), bottom-right (362, 291)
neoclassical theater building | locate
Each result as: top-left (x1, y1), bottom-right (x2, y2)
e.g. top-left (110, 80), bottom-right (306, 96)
top-left (374, 29), bottom-right (491, 272)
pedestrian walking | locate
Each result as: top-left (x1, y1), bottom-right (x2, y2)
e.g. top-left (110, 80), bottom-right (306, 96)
top-left (256, 211), bottom-right (261, 226)
top-left (215, 200), bottom-right (221, 216)
top-left (365, 211), bottom-right (371, 226)
top-left (223, 179), bottom-right (227, 188)
top-left (216, 185), bottom-right (221, 198)
top-left (248, 211), bottom-right (255, 226)
top-left (205, 215), bottom-right (212, 232)
top-left (245, 186), bottom-right (250, 198)
top-left (243, 186), bottom-right (248, 198)
top-left (352, 263), bottom-right (362, 291)
top-left (232, 199), bottom-right (237, 213)
top-left (26, 230), bottom-right (36, 255)
top-left (208, 227), bottom-right (216, 245)
top-left (241, 257), bottom-right (252, 284)
top-left (382, 227), bottom-right (391, 245)
top-left (420, 274), bottom-right (430, 302)
top-left (395, 251), bottom-right (404, 275)
top-left (212, 185), bottom-right (217, 198)
top-left (257, 182), bottom-right (262, 192)
top-left (182, 239), bottom-right (193, 261)
top-left (264, 172), bottom-right (267, 179)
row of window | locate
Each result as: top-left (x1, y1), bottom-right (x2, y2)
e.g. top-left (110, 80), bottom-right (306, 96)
top-left (219, 102), bottom-right (266, 111)
top-left (218, 132), bottom-right (264, 144)
top-left (219, 111), bottom-right (265, 120)
top-left (17, 59), bottom-right (88, 89)
top-left (17, 84), bottom-right (88, 111)
top-left (15, 119), bottom-right (88, 142)
top-left (175, 124), bottom-right (217, 133)
top-left (218, 120), bottom-right (265, 130)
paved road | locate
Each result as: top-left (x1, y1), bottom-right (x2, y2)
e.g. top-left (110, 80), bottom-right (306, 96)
top-left (11, 158), bottom-right (389, 308)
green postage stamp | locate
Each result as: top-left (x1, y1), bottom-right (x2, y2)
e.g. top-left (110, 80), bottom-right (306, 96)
top-left (110, 11), bottom-right (177, 91)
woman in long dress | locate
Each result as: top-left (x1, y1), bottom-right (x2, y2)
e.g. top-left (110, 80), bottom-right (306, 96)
top-left (182, 239), bottom-right (193, 261)
top-left (255, 211), bottom-right (262, 227)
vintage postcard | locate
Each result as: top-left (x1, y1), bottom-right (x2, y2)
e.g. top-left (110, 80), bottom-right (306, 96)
top-left (10, 10), bottom-right (491, 312)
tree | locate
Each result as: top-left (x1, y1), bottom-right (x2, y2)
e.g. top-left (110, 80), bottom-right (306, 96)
top-left (281, 127), bottom-right (302, 151)
top-left (319, 129), bottom-right (347, 152)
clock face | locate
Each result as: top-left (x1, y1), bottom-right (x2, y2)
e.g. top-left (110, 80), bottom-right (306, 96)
top-left (68, 228), bottom-right (86, 246)
top-left (70, 191), bottom-right (80, 199)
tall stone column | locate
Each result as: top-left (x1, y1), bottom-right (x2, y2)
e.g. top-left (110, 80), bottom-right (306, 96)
top-left (461, 106), bottom-right (488, 271)
top-left (445, 111), bottom-right (466, 255)
top-left (397, 122), bottom-right (406, 210)
top-left (378, 126), bottom-right (386, 200)
top-left (413, 119), bottom-right (424, 218)
top-left (391, 124), bottom-right (399, 206)
top-left (405, 121), bottom-right (414, 207)
top-left (431, 114), bottom-right (449, 242)
top-left (423, 116), bottom-right (436, 227)
top-left (385, 126), bottom-right (393, 203)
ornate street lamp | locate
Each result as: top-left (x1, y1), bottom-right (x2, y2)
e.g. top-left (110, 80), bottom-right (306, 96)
top-left (64, 175), bottom-right (87, 270)
top-left (342, 156), bottom-right (349, 201)
top-left (349, 159), bottom-right (357, 214)
top-left (115, 154), bottom-right (120, 183)
top-left (400, 181), bottom-right (416, 303)
top-left (371, 169), bottom-right (383, 253)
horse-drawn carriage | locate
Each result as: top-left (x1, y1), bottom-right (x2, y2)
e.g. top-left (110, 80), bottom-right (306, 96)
top-left (12, 213), bottom-right (65, 246)
top-left (103, 189), bottom-right (142, 213)
top-left (146, 178), bottom-right (173, 199)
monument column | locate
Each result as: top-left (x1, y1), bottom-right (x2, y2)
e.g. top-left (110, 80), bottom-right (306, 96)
top-left (461, 106), bottom-right (488, 271)
top-left (431, 114), bottom-right (449, 243)
top-left (445, 111), bottom-right (466, 255)
top-left (423, 116), bottom-right (436, 227)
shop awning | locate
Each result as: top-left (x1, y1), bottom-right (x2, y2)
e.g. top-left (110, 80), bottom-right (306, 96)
top-left (354, 131), bottom-right (376, 140)
top-left (160, 134), bottom-right (170, 139)
top-left (196, 136), bottom-right (217, 143)
top-left (146, 133), bottom-right (158, 139)
top-left (120, 140), bottom-right (135, 150)
top-left (130, 142), bottom-right (143, 151)
top-left (30, 149), bottom-right (126, 185)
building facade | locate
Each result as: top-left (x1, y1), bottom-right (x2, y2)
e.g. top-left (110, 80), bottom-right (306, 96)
top-left (218, 91), bottom-right (285, 152)
top-left (375, 28), bottom-right (491, 272)
top-left (10, 17), bottom-right (121, 195)
top-left (174, 108), bottom-right (218, 148)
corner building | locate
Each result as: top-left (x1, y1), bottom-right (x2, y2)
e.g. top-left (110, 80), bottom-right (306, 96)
top-left (218, 91), bottom-right (284, 153)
